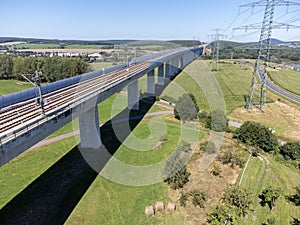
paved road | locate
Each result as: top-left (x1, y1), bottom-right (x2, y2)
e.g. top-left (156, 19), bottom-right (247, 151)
top-left (258, 70), bottom-right (300, 104)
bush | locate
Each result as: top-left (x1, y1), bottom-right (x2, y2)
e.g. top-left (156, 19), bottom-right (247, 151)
top-left (164, 142), bottom-right (192, 189)
top-left (179, 192), bottom-right (189, 207)
top-left (218, 151), bottom-right (244, 168)
top-left (189, 189), bottom-right (206, 208)
top-left (179, 189), bottom-right (206, 208)
top-left (211, 164), bottom-right (222, 176)
top-left (234, 121), bottom-right (278, 152)
top-left (280, 142), bottom-right (300, 160)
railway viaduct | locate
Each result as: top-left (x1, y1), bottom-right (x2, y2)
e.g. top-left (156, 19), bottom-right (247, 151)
top-left (0, 47), bottom-right (203, 166)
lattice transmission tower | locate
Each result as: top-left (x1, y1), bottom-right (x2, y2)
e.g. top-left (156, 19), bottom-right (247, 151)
top-left (210, 29), bottom-right (226, 71)
top-left (235, 0), bottom-right (300, 112)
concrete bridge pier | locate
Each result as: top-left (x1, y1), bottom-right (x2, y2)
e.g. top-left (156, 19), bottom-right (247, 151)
top-left (173, 57), bottom-right (180, 75)
top-left (158, 64), bottom-right (164, 86)
top-left (128, 79), bottom-right (139, 110)
top-left (79, 106), bottom-right (102, 149)
top-left (147, 69), bottom-right (155, 94)
top-left (165, 61), bottom-right (171, 80)
top-left (169, 57), bottom-right (178, 79)
top-left (179, 56), bottom-right (184, 71)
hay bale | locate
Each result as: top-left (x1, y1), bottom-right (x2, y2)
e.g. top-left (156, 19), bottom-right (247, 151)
top-left (145, 206), bottom-right (154, 217)
top-left (155, 201), bottom-right (164, 213)
top-left (166, 202), bottom-right (176, 213)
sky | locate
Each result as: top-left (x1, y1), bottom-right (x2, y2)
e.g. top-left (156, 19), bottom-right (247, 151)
top-left (0, 0), bottom-right (300, 42)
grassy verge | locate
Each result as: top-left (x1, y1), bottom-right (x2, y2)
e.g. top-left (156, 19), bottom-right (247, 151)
top-left (268, 68), bottom-right (300, 96)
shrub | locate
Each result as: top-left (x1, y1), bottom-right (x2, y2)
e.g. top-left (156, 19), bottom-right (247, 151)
top-left (211, 164), bottom-right (222, 176)
top-left (164, 142), bottom-right (192, 189)
top-left (234, 121), bottom-right (278, 152)
top-left (280, 142), bottom-right (300, 160)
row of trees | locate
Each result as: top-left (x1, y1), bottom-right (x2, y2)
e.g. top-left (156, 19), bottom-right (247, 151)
top-left (0, 55), bottom-right (89, 82)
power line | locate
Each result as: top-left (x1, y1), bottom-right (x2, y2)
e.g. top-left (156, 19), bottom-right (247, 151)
top-left (234, 0), bottom-right (300, 112)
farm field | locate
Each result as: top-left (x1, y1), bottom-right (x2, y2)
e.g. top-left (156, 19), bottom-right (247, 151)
top-left (89, 62), bottom-right (115, 71)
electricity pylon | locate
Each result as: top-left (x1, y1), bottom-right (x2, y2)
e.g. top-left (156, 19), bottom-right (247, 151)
top-left (210, 29), bottom-right (226, 71)
top-left (235, 0), bottom-right (300, 112)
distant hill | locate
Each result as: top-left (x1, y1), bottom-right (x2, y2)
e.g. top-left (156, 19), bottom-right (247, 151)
top-left (0, 37), bottom-right (201, 47)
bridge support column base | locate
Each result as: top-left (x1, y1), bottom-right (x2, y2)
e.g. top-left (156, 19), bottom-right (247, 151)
top-left (79, 106), bottom-right (102, 149)
top-left (128, 79), bottom-right (139, 110)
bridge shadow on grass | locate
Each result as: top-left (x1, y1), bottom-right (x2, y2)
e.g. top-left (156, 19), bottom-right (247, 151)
top-left (0, 95), bottom-right (159, 225)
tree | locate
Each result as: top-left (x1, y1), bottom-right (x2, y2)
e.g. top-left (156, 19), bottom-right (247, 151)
top-left (205, 110), bottom-right (228, 132)
top-left (280, 142), bottom-right (300, 161)
top-left (234, 121), bottom-right (278, 152)
top-left (174, 93), bottom-right (199, 121)
top-left (0, 55), bottom-right (13, 79)
top-left (207, 204), bottom-right (236, 225)
top-left (259, 186), bottom-right (281, 211)
top-left (222, 185), bottom-right (252, 217)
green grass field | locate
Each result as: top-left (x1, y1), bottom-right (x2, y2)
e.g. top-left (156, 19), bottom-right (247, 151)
top-left (239, 155), bottom-right (300, 225)
top-left (12, 43), bottom-right (61, 49)
top-left (162, 60), bottom-right (253, 113)
top-left (89, 62), bottom-right (115, 71)
top-left (64, 44), bottom-right (105, 49)
top-left (0, 80), bottom-right (33, 96)
top-left (268, 68), bottom-right (300, 96)
top-left (65, 177), bottom-right (183, 225)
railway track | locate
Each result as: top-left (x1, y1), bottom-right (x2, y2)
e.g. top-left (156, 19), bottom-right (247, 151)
top-left (0, 60), bottom-right (150, 142)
